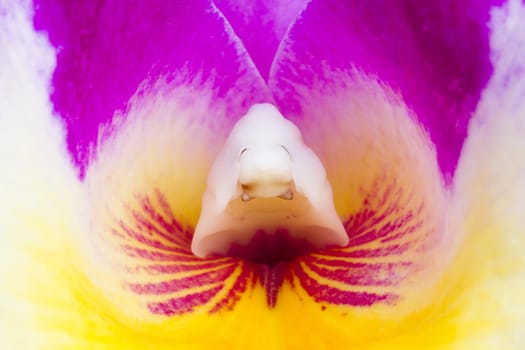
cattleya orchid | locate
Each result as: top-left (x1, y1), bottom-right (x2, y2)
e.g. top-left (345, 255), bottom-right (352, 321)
top-left (1, 0), bottom-right (525, 349)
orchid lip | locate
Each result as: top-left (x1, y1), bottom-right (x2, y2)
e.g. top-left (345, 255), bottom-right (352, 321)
top-left (191, 103), bottom-right (349, 263)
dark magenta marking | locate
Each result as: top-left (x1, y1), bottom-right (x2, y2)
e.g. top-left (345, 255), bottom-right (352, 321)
top-left (210, 262), bottom-right (253, 313)
top-left (129, 264), bottom-right (237, 295)
top-left (122, 245), bottom-right (200, 262)
top-left (128, 207), bottom-right (184, 246)
top-left (344, 191), bottom-right (403, 239)
top-left (306, 256), bottom-right (412, 270)
top-left (343, 208), bottom-right (376, 234)
top-left (117, 219), bottom-right (186, 252)
top-left (290, 262), bottom-right (397, 306)
top-left (147, 285), bottom-right (223, 316)
top-left (226, 228), bottom-right (316, 266)
top-left (303, 259), bottom-right (411, 287)
top-left (130, 260), bottom-right (235, 275)
top-left (257, 263), bottom-right (289, 308)
top-left (321, 242), bottom-right (412, 258)
top-left (113, 181), bottom-right (431, 315)
top-left (379, 221), bottom-right (424, 244)
top-left (343, 179), bottom-right (426, 250)
top-left (138, 194), bottom-right (193, 243)
top-left (154, 189), bottom-right (187, 234)
top-left (347, 214), bottom-right (420, 247)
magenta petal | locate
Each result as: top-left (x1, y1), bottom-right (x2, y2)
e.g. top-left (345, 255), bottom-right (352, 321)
top-left (33, 0), bottom-right (271, 176)
top-left (269, 0), bottom-right (503, 180)
top-left (213, 0), bottom-right (309, 80)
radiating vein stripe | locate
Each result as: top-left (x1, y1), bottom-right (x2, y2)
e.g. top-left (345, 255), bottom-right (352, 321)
top-left (210, 261), bottom-right (253, 313)
top-left (289, 262), bottom-right (397, 306)
top-left (127, 260), bottom-right (235, 274)
top-left (322, 242), bottom-right (413, 258)
top-left (121, 245), bottom-right (203, 262)
top-left (128, 207), bottom-right (185, 246)
top-left (116, 219), bottom-right (190, 252)
top-left (128, 264), bottom-right (237, 295)
top-left (301, 257), bottom-right (411, 287)
top-left (108, 183), bottom-right (431, 314)
top-left (351, 220), bottom-right (424, 247)
top-left (137, 194), bottom-right (192, 241)
top-left (147, 285), bottom-right (224, 316)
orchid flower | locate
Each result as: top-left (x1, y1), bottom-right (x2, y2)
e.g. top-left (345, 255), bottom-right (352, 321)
top-left (1, 0), bottom-right (525, 349)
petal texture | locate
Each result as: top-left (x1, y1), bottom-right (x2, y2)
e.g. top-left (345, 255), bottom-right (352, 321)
top-left (213, 0), bottom-right (309, 80)
top-left (269, 0), bottom-right (501, 180)
top-left (34, 0), bottom-right (272, 176)
top-left (3, 0), bottom-right (525, 349)
top-left (443, 1), bottom-right (525, 347)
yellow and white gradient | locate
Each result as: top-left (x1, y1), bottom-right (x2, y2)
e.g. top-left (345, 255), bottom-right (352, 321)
top-left (1, 1), bottom-right (525, 350)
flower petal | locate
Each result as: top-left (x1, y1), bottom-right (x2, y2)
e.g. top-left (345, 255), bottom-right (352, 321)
top-left (258, 0), bottom-right (516, 346)
top-left (443, 1), bottom-right (525, 347)
top-left (269, 0), bottom-right (500, 179)
top-left (268, 0), bottom-right (456, 317)
top-left (0, 2), bottom-right (84, 347)
top-left (1, 3), bottom-right (275, 348)
top-left (4, 0), bottom-right (523, 349)
top-left (212, 0), bottom-right (309, 80)
top-left (33, 0), bottom-right (272, 176)
top-left (32, 0), bottom-right (277, 322)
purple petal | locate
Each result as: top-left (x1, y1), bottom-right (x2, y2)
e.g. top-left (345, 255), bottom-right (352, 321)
top-left (33, 0), bottom-right (271, 176)
top-left (213, 0), bottom-right (309, 81)
top-left (269, 0), bottom-right (503, 180)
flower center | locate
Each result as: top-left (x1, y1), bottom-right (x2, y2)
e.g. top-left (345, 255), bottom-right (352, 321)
top-left (191, 104), bottom-right (348, 264)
